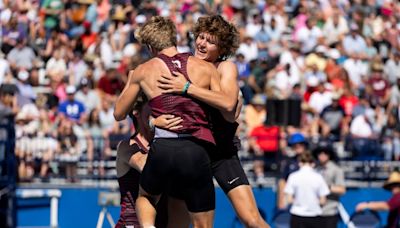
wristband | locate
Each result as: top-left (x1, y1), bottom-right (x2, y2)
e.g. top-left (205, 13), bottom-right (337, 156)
top-left (182, 81), bottom-right (191, 94)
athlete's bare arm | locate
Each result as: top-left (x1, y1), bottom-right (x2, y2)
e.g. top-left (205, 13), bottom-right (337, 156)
top-left (158, 60), bottom-right (239, 121)
top-left (114, 70), bottom-right (142, 121)
top-left (216, 61), bottom-right (240, 121)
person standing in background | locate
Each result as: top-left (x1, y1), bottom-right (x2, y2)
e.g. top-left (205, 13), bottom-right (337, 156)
top-left (277, 132), bottom-right (308, 209)
top-left (314, 145), bottom-right (346, 228)
top-left (284, 152), bottom-right (330, 228)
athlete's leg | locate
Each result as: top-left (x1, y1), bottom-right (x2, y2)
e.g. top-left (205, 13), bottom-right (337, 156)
top-left (167, 197), bottom-right (191, 228)
top-left (212, 155), bottom-right (270, 228)
top-left (227, 185), bottom-right (270, 228)
top-left (136, 186), bottom-right (161, 228)
top-left (190, 210), bottom-right (214, 228)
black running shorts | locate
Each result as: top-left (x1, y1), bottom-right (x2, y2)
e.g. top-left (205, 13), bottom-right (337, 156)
top-left (140, 138), bottom-right (215, 213)
top-left (209, 137), bottom-right (250, 194)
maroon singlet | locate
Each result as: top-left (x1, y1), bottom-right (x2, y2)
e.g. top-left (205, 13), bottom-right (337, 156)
top-left (148, 53), bottom-right (215, 144)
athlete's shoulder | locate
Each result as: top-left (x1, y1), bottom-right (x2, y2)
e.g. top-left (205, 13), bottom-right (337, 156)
top-left (217, 60), bottom-right (236, 69)
top-left (217, 60), bottom-right (238, 79)
top-left (188, 56), bottom-right (214, 68)
top-left (131, 58), bottom-right (160, 76)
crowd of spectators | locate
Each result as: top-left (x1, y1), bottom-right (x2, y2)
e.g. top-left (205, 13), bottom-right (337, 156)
top-left (0, 0), bottom-right (399, 183)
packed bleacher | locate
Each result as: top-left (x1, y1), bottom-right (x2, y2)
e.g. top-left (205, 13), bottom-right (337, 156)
top-left (1, 0), bottom-right (399, 185)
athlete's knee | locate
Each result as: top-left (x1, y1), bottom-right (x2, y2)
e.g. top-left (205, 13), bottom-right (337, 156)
top-left (138, 187), bottom-right (160, 206)
top-left (191, 211), bottom-right (214, 228)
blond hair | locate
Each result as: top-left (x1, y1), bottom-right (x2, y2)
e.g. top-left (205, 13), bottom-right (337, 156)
top-left (135, 16), bottom-right (177, 52)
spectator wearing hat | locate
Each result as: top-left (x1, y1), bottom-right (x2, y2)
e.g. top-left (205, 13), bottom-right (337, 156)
top-left (317, 92), bottom-right (346, 142)
top-left (244, 94), bottom-right (267, 133)
top-left (305, 46), bottom-right (328, 72)
top-left (75, 78), bottom-right (100, 112)
top-left (245, 94), bottom-right (270, 182)
top-left (277, 132), bottom-right (308, 209)
top-left (304, 63), bottom-right (327, 86)
top-left (284, 152), bottom-right (330, 228)
top-left (58, 85), bottom-right (86, 124)
top-left (314, 145), bottom-right (346, 228)
top-left (356, 171), bottom-right (400, 228)
top-left (69, 0), bottom-right (93, 27)
top-left (109, 4), bottom-right (128, 60)
top-left (366, 58), bottom-right (390, 107)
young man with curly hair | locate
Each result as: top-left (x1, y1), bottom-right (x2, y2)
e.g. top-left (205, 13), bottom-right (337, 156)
top-left (158, 15), bottom-right (270, 228)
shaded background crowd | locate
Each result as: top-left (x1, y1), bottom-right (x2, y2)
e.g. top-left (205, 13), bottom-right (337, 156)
top-left (0, 0), bottom-right (399, 187)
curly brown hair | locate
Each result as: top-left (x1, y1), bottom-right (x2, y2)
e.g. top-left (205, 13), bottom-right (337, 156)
top-left (135, 16), bottom-right (177, 52)
top-left (193, 15), bottom-right (239, 60)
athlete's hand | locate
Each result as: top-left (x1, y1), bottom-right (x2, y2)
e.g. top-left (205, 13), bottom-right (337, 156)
top-left (153, 114), bottom-right (183, 130)
top-left (157, 71), bottom-right (188, 94)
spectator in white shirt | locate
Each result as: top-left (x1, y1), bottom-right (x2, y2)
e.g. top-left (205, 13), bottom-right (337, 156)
top-left (74, 78), bottom-right (100, 112)
top-left (237, 36), bottom-right (258, 62)
top-left (323, 9), bottom-right (349, 45)
top-left (0, 51), bottom-right (11, 85)
top-left (308, 82), bottom-right (333, 114)
top-left (284, 152), bottom-right (330, 228)
top-left (245, 13), bottom-right (262, 38)
top-left (350, 106), bottom-right (383, 160)
top-left (343, 53), bottom-right (369, 90)
top-left (342, 23), bottom-right (367, 56)
top-left (262, 4), bottom-right (286, 36)
top-left (46, 48), bottom-right (67, 82)
top-left (297, 17), bottom-right (323, 54)
top-left (7, 38), bottom-right (36, 71)
top-left (384, 51), bottom-right (400, 85)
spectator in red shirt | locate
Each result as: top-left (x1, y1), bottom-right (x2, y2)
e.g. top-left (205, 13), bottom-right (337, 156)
top-left (338, 86), bottom-right (359, 117)
top-left (97, 65), bottom-right (125, 98)
top-left (356, 171), bottom-right (400, 228)
top-left (367, 59), bottom-right (391, 107)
